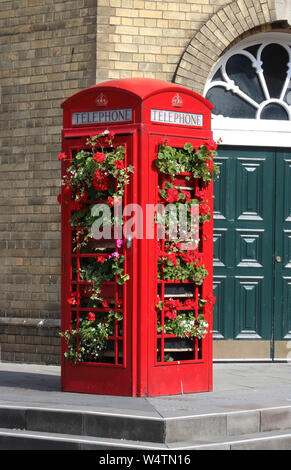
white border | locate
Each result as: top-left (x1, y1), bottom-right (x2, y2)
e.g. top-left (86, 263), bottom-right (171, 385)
top-left (211, 114), bottom-right (291, 147)
top-left (204, 33), bottom-right (291, 147)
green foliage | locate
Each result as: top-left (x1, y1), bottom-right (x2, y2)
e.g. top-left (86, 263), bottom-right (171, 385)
top-left (156, 142), bottom-right (220, 182)
top-left (61, 310), bottom-right (123, 363)
top-left (159, 312), bottom-right (208, 340)
top-left (155, 140), bottom-right (221, 342)
top-left (158, 255), bottom-right (208, 285)
top-left (66, 143), bottom-right (134, 199)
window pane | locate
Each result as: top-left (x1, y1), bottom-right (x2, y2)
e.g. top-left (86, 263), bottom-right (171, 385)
top-left (261, 44), bottom-right (289, 99)
top-left (260, 103), bottom-right (289, 120)
top-left (206, 86), bottom-right (257, 119)
top-left (226, 54), bottom-right (264, 103)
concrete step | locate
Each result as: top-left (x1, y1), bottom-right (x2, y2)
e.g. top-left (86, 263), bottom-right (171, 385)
top-left (177, 428), bottom-right (291, 450)
top-left (0, 427), bottom-right (166, 450)
top-left (1, 404), bottom-right (291, 446)
top-left (0, 427), bottom-right (291, 450)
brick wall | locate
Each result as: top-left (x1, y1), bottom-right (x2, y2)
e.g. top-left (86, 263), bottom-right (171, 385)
top-left (96, 0), bottom-right (277, 86)
top-left (0, 0), bottom-right (97, 364)
top-left (97, 0), bottom-right (226, 82)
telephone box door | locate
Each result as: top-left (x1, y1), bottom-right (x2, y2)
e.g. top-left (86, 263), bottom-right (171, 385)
top-left (61, 133), bottom-right (134, 396)
top-left (145, 134), bottom-right (213, 396)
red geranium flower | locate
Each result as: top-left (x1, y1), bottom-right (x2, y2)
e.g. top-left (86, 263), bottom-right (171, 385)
top-left (76, 190), bottom-right (88, 203)
top-left (58, 152), bottom-right (67, 161)
top-left (93, 170), bottom-right (109, 191)
top-left (96, 254), bottom-right (107, 263)
top-left (164, 310), bottom-right (178, 320)
top-left (167, 253), bottom-right (177, 267)
top-left (195, 188), bottom-right (207, 201)
top-left (164, 299), bottom-right (175, 309)
top-left (114, 159), bottom-right (124, 170)
top-left (94, 169), bottom-right (103, 180)
top-left (93, 152), bottom-right (106, 164)
top-left (71, 199), bottom-right (86, 211)
top-left (86, 312), bottom-right (95, 321)
top-left (206, 139), bottom-right (217, 151)
top-left (199, 203), bottom-right (210, 216)
top-left (164, 187), bottom-right (179, 203)
top-left (169, 299), bottom-right (182, 309)
top-left (103, 130), bottom-right (115, 143)
top-left (183, 299), bottom-right (196, 309)
top-left (206, 295), bottom-right (216, 305)
top-left (181, 251), bottom-right (197, 263)
top-left (67, 295), bottom-right (77, 305)
top-left (181, 190), bottom-right (191, 201)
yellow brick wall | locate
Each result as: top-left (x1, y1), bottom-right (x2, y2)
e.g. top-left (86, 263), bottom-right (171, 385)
top-left (97, 0), bottom-right (224, 82)
top-left (0, 0), bottom-right (97, 363)
top-left (96, 0), bottom-right (278, 93)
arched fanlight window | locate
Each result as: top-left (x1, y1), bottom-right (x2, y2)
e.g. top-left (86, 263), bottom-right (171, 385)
top-left (204, 34), bottom-right (291, 121)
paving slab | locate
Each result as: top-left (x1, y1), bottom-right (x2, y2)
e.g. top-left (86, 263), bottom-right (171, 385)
top-left (0, 362), bottom-right (290, 420)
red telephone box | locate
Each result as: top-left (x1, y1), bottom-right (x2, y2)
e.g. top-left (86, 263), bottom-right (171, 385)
top-left (60, 78), bottom-right (216, 397)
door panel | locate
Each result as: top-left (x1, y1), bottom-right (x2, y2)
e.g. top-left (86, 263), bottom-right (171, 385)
top-left (213, 147), bottom-right (275, 359)
top-left (274, 152), bottom-right (291, 359)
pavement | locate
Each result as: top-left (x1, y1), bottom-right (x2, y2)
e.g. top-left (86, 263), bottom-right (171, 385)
top-left (0, 361), bottom-right (290, 418)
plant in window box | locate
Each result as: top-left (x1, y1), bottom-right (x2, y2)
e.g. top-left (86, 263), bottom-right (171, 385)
top-left (158, 249), bottom-right (208, 285)
top-left (156, 308), bottom-right (208, 340)
top-left (75, 250), bottom-right (128, 303)
top-left (159, 180), bottom-right (211, 225)
top-left (63, 132), bottom-right (134, 199)
top-left (156, 296), bottom-right (213, 341)
top-left (61, 310), bottom-right (123, 363)
top-left (155, 140), bottom-right (220, 181)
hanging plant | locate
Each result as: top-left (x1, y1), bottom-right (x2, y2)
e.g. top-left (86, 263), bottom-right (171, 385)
top-left (155, 140), bottom-right (220, 181)
top-left (59, 131), bottom-right (134, 363)
top-left (61, 132), bottom-right (134, 242)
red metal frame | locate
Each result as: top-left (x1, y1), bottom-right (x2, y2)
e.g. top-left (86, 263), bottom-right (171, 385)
top-left (60, 78), bottom-right (214, 396)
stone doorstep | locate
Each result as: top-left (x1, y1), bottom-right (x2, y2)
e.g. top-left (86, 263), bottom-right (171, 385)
top-left (1, 404), bottom-right (291, 444)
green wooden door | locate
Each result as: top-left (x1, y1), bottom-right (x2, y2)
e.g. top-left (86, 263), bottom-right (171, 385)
top-left (273, 152), bottom-right (291, 359)
top-left (213, 147), bottom-right (291, 360)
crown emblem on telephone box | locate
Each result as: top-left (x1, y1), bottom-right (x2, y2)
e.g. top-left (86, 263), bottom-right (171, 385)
top-left (172, 93), bottom-right (183, 107)
top-left (96, 93), bottom-right (108, 106)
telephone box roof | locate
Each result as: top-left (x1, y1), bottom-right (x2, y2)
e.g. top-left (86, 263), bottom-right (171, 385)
top-left (61, 77), bottom-right (213, 110)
